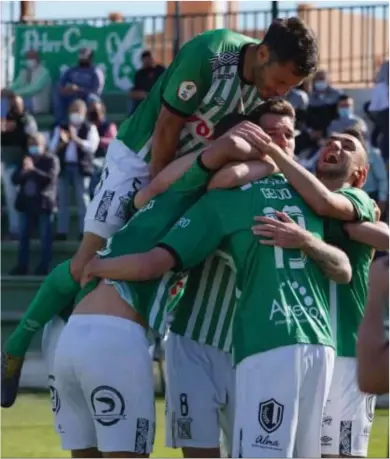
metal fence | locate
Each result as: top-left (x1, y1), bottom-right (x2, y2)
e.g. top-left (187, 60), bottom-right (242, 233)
top-left (1, 3), bottom-right (388, 87)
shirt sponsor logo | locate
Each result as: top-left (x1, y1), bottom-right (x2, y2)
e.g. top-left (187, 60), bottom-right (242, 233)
top-left (177, 81), bottom-right (197, 102)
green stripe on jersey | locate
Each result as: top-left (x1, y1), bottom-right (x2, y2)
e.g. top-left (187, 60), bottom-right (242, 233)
top-left (170, 255), bottom-right (236, 353)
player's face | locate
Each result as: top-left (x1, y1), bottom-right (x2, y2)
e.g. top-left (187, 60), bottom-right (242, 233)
top-left (260, 113), bottom-right (295, 157)
top-left (253, 46), bottom-right (303, 99)
top-left (316, 134), bottom-right (367, 186)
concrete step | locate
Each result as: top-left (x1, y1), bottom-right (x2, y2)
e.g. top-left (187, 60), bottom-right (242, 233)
top-left (1, 241), bottom-right (78, 274)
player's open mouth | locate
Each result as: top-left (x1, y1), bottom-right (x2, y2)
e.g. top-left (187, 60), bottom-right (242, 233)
top-left (323, 152), bottom-right (339, 164)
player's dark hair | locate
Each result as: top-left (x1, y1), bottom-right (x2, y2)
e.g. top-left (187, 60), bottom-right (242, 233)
top-left (343, 126), bottom-right (368, 164)
top-left (214, 113), bottom-right (250, 138)
top-left (339, 94), bottom-right (352, 103)
top-left (248, 98), bottom-right (295, 124)
top-left (262, 17), bottom-right (318, 77)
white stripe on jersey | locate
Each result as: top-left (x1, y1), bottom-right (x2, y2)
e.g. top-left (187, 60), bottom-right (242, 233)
top-left (149, 272), bottom-right (175, 330)
top-left (212, 271), bottom-right (236, 349)
top-left (329, 280), bottom-right (338, 344)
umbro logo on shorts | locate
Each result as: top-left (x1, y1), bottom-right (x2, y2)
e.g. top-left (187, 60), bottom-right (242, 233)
top-left (258, 399), bottom-right (284, 434)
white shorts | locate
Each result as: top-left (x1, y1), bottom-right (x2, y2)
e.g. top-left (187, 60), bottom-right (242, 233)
top-left (321, 357), bottom-right (376, 457)
top-left (233, 344), bottom-right (335, 458)
top-left (53, 315), bottom-right (155, 454)
top-left (164, 331), bottom-right (235, 453)
top-left (84, 139), bottom-right (150, 239)
top-left (41, 316), bottom-right (66, 429)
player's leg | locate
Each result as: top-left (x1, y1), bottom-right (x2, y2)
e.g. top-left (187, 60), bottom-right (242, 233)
top-left (71, 139), bottom-right (150, 282)
top-left (1, 259), bottom-right (80, 407)
top-left (232, 345), bottom-right (303, 458)
top-left (164, 331), bottom-right (223, 458)
top-left (321, 357), bottom-right (376, 458)
top-left (294, 345), bottom-right (335, 458)
top-left (218, 352), bottom-right (236, 458)
top-left (53, 316), bottom-right (99, 458)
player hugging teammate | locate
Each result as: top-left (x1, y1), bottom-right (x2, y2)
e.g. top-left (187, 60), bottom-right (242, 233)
top-left (2, 14), bottom-right (389, 459)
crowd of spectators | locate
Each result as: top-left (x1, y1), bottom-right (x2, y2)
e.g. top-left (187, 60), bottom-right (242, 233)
top-left (1, 48), bottom-right (388, 276)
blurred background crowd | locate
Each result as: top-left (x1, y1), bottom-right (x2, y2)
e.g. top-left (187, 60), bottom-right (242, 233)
top-left (0, 1), bottom-right (388, 277)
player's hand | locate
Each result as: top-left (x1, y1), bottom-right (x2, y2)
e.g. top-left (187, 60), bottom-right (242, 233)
top-left (22, 156), bottom-right (34, 171)
top-left (252, 211), bottom-right (310, 249)
top-left (372, 200), bottom-right (381, 222)
top-left (80, 256), bottom-right (99, 287)
top-left (220, 120), bottom-right (271, 160)
top-left (68, 126), bottom-right (78, 140)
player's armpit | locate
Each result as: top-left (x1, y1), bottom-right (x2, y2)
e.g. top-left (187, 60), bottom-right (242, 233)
top-left (150, 106), bottom-right (187, 178)
top-left (85, 248), bottom-right (176, 282)
top-left (134, 153), bottom-right (197, 208)
top-left (208, 160), bottom-right (277, 190)
top-left (344, 221), bottom-right (389, 251)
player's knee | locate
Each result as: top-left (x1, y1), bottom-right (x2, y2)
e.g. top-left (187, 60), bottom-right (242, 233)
top-left (182, 447), bottom-right (220, 458)
top-left (71, 447), bottom-right (102, 458)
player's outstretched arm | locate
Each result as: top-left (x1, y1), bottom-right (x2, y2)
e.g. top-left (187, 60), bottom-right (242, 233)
top-left (82, 247), bottom-right (177, 284)
top-left (344, 221), bottom-right (389, 252)
top-left (253, 212), bottom-right (352, 284)
top-left (253, 139), bottom-right (360, 221)
top-left (208, 160), bottom-right (277, 190)
top-left (357, 256), bottom-right (389, 394)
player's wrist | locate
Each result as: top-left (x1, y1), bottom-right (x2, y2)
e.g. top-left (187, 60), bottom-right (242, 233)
top-left (298, 231), bottom-right (315, 251)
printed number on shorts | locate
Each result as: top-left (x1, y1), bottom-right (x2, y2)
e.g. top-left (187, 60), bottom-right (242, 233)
top-left (263, 205), bottom-right (307, 269)
top-left (188, 116), bottom-right (214, 139)
top-left (180, 393), bottom-right (189, 417)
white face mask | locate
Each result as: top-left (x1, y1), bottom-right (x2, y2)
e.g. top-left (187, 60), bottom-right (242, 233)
top-left (69, 113), bottom-right (85, 126)
top-left (26, 59), bottom-right (37, 69)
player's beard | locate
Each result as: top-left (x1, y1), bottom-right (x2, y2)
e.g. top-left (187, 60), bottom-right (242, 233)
top-left (253, 63), bottom-right (269, 100)
top-left (315, 163), bottom-right (352, 183)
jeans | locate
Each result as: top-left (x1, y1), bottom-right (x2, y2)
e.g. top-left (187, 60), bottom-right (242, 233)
top-left (1, 162), bottom-right (20, 235)
top-left (18, 212), bottom-right (54, 270)
top-left (57, 164), bottom-right (91, 235)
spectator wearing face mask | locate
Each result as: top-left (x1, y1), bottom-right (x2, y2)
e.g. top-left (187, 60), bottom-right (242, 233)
top-left (49, 99), bottom-right (99, 240)
top-left (129, 50), bottom-right (165, 114)
top-left (9, 133), bottom-right (60, 275)
top-left (54, 48), bottom-right (105, 123)
top-left (1, 96), bottom-right (38, 239)
top-left (1, 50), bottom-right (52, 115)
top-left (327, 95), bottom-right (368, 137)
top-left (87, 99), bottom-right (118, 197)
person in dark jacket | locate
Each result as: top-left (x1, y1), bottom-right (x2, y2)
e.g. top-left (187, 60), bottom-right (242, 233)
top-left (49, 98), bottom-right (99, 240)
top-left (10, 132), bottom-right (60, 276)
top-left (87, 99), bottom-right (117, 197)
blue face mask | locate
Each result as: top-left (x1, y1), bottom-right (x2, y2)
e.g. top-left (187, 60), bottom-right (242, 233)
top-left (314, 80), bottom-right (327, 91)
top-left (28, 146), bottom-right (41, 156)
top-left (338, 107), bottom-right (352, 118)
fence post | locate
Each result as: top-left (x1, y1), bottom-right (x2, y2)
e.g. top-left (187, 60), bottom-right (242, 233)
top-left (271, 1), bottom-right (279, 20)
top-left (173, 1), bottom-right (181, 58)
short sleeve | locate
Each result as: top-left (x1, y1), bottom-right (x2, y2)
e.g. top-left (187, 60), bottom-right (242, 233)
top-left (161, 36), bottom-right (213, 117)
top-left (335, 188), bottom-right (375, 223)
top-left (158, 194), bottom-right (223, 270)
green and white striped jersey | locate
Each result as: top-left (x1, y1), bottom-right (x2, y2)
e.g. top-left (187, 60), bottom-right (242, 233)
top-left (170, 254), bottom-right (236, 353)
top-left (116, 29), bottom-right (261, 162)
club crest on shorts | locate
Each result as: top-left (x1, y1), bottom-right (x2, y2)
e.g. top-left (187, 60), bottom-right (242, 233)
top-left (366, 395), bottom-right (375, 422)
top-left (48, 374), bottom-right (60, 414)
top-left (258, 399), bottom-right (284, 433)
top-left (90, 385), bottom-right (125, 426)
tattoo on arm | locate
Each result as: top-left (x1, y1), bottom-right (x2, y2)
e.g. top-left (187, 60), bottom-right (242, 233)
top-left (303, 236), bottom-right (351, 284)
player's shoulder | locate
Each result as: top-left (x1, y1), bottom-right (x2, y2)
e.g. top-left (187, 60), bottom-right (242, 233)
top-left (335, 186), bottom-right (371, 202)
top-left (190, 29), bottom-right (259, 52)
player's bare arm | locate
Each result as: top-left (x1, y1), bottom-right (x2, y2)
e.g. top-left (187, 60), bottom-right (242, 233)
top-left (253, 211), bottom-right (352, 284)
top-left (150, 106), bottom-right (187, 178)
top-left (357, 256), bottom-right (389, 394)
top-left (343, 221), bottom-right (389, 252)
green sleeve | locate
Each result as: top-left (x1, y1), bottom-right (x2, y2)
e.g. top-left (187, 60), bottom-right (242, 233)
top-left (170, 155), bottom-right (214, 193)
top-left (335, 187), bottom-right (375, 222)
top-left (17, 68), bottom-right (51, 97)
top-left (8, 69), bottom-right (26, 92)
top-left (325, 187), bottom-right (375, 243)
top-left (158, 193), bottom-right (224, 270)
top-left (161, 35), bottom-right (213, 117)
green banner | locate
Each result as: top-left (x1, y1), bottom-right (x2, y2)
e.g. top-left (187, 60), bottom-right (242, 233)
top-left (14, 22), bottom-right (144, 93)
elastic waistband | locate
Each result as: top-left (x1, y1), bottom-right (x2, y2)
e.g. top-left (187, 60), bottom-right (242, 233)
top-left (68, 314), bottom-right (146, 336)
